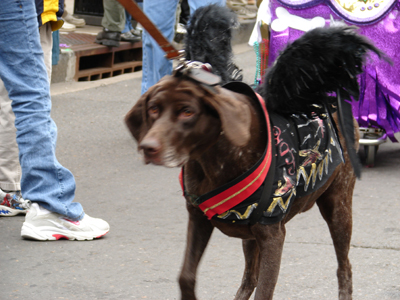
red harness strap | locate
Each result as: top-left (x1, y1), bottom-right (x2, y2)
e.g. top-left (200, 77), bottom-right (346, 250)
top-left (179, 93), bottom-right (273, 220)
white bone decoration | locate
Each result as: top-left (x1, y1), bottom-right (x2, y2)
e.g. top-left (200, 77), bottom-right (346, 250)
top-left (271, 7), bottom-right (326, 32)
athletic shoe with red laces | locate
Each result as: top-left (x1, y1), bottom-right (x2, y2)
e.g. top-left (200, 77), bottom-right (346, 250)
top-left (21, 203), bottom-right (110, 241)
top-left (0, 188), bottom-right (30, 216)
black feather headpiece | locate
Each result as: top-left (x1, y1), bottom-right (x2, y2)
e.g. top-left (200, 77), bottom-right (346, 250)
top-left (185, 4), bottom-right (242, 84)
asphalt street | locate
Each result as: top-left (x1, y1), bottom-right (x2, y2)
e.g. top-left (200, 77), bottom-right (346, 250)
top-left (1, 45), bottom-right (399, 300)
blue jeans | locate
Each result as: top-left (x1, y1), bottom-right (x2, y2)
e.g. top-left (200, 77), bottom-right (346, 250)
top-left (122, 1), bottom-right (143, 34)
top-left (141, 0), bottom-right (226, 94)
top-left (0, 0), bottom-right (84, 220)
top-left (122, 10), bottom-right (133, 34)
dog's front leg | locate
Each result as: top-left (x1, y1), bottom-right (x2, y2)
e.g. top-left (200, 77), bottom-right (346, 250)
top-left (234, 239), bottom-right (260, 300)
top-left (179, 204), bottom-right (214, 300)
top-left (251, 222), bottom-right (286, 300)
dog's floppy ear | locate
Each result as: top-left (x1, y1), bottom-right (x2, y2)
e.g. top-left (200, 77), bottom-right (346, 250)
top-left (125, 83), bottom-right (160, 143)
top-left (125, 92), bottom-right (148, 143)
top-left (125, 76), bottom-right (172, 143)
top-left (204, 88), bottom-right (251, 147)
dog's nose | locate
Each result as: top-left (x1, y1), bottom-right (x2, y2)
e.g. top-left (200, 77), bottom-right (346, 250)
top-left (139, 138), bottom-right (161, 155)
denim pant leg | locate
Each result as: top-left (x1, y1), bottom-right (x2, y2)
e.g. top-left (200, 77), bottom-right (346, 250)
top-left (0, 0), bottom-right (84, 220)
top-left (122, 10), bottom-right (133, 34)
top-left (141, 0), bottom-right (179, 94)
top-left (187, 0), bottom-right (226, 15)
top-left (141, 0), bottom-right (226, 94)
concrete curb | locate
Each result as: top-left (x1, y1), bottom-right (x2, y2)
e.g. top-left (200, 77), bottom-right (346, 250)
top-left (50, 42), bottom-right (254, 96)
top-left (50, 17), bottom-right (256, 87)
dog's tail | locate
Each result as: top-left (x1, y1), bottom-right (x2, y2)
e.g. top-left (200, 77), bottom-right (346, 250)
top-left (185, 4), bottom-right (242, 83)
top-left (259, 26), bottom-right (387, 178)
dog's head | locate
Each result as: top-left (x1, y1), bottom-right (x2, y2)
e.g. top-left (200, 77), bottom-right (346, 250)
top-left (125, 75), bottom-right (252, 167)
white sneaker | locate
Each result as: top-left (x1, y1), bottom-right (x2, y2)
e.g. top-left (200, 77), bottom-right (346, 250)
top-left (60, 20), bottom-right (76, 32)
top-left (63, 12), bottom-right (86, 27)
top-left (21, 203), bottom-right (110, 241)
top-left (0, 188), bottom-right (30, 216)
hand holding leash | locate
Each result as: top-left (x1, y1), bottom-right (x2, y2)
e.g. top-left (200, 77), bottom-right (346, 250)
top-left (116, 0), bottom-right (183, 60)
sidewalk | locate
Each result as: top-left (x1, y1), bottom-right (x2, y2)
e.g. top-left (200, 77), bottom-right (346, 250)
top-left (50, 42), bottom-right (253, 96)
top-left (52, 6), bottom-right (256, 83)
top-left (53, 25), bottom-right (142, 83)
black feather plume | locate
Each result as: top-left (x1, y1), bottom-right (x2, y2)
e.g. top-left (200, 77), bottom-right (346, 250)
top-left (258, 26), bottom-right (387, 178)
top-left (259, 26), bottom-right (384, 115)
top-left (185, 4), bottom-right (242, 83)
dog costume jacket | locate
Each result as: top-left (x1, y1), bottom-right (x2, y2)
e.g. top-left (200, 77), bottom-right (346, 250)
top-left (180, 82), bottom-right (344, 225)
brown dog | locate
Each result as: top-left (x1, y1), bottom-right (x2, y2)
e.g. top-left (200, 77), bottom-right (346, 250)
top-left (125, 74), bottom-right (358, 299)
top-left (125, 6), bottom-right (383, 299)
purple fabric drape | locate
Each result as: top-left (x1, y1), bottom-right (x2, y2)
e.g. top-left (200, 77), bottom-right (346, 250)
top-left (268, 0), bottom-right (400, 141)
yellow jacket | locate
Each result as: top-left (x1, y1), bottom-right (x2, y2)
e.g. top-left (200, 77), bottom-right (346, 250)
top-left (35, 0), bottom-right (64, 31)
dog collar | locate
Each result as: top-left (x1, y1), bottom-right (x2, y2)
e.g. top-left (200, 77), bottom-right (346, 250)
top-left (173, 61), bottom-right (222, 93)
top-left (179, 86), bottom-right (274, 221)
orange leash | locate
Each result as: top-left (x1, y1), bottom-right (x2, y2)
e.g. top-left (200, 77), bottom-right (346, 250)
top-left (116, 0), bottom-right (182, 60)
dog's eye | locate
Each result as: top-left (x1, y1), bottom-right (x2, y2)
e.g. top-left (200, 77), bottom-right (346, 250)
top-left (179, 108), bottom-right (194, 118)
top-left (148, 105), bottom-right (159, 116)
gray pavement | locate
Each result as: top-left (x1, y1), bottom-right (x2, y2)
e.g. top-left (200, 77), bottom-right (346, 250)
top-left (1, 46), bottom-right (399, 300)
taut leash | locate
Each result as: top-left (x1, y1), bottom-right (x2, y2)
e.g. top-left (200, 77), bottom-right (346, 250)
top-left (116, 0), bottom-right (223, 87)
top-left (116, 0), bottom-right (183, 60)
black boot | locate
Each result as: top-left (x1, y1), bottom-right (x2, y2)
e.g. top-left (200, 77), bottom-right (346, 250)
top-left (95, 28), bottom-right (121, 47)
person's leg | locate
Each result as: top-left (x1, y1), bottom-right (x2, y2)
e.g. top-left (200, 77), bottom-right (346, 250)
top-left (188, 0), bottom-right (226, 15)
top-left (0, 14), bottom-right (56, 217)
top-left (102, 0), bottom-right (126, 32)
top-left (120, 9), bottom-right (142, 43)
top-left (179, 0), bottom-right (190, 25)
top-left (39, 22), bottom-right (53, 82)
top-left (141, 0), bottom-right (179, 94)
top-left (62, 2), bottom-right (86, 28)
top-left (0, 79), bottom-right (30, 216)
top-left (52, 30), bottom-right (60, 67)
top-left (122, 10), bottom-right (133, 34)
top-left (0, 0), bottom-right (83, 220)
top-left (141, 0), bottom-right (226, 94)
top-left (96, 0), bottom-right (128, 47)
top-left (0, 80), bottom-right (21, 192)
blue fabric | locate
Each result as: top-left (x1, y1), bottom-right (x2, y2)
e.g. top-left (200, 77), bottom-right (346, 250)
top-left (141, 0), bottom-right (226, 94)
top-left (122, 2), bottom-right (143, 34)
top-left (52, 30), bottom-right (60, 65)
top-left (0, 0), bottom-right (84, 220)
top-left (122, 10), bottom-right (133, 33)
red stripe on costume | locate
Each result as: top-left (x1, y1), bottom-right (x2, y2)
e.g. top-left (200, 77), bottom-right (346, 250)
top-left (201, 94), bottom-right (272, 219)
top-left (179, 93), bottom-right (273, 220)
top-left (179, 171), bottom-right (184, 195)
top-left (201, 149), bottom-right (272, 219)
